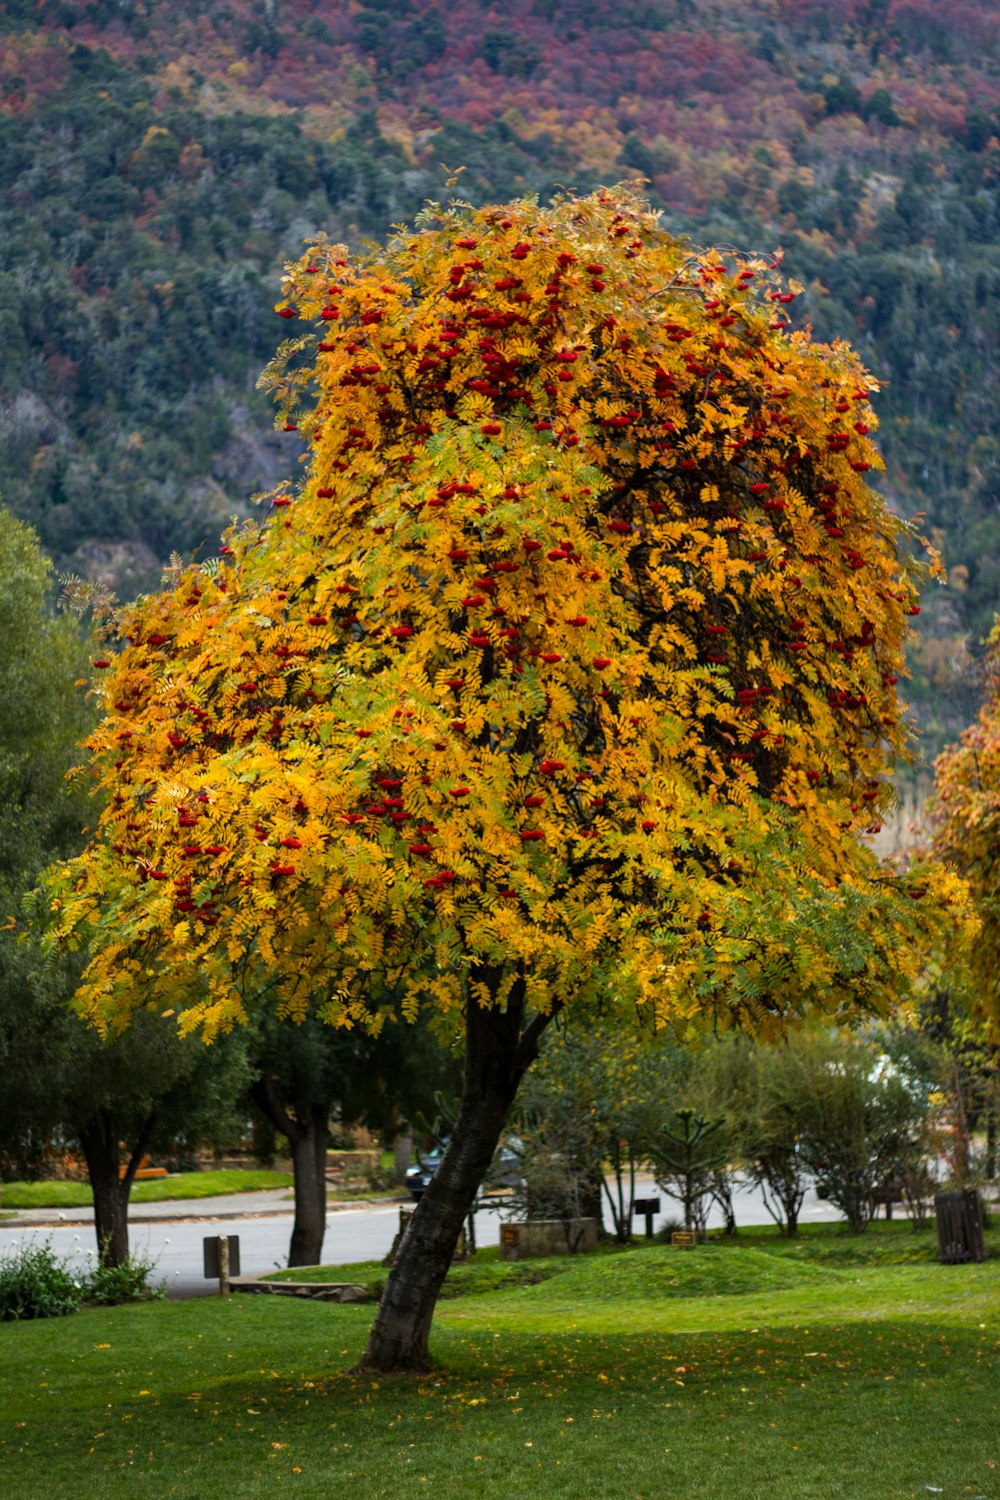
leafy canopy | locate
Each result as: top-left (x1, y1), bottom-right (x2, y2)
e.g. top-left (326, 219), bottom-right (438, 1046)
top-left (0, 507), bottom-right (95, 895)
top-left (933, 625), bottom-right (1000, 1032)
top-left (49, 188), bottom-right (957, 1040)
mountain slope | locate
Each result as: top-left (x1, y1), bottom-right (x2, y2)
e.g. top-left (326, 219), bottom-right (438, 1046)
top-left (2, 0), bottom-right (998, 749)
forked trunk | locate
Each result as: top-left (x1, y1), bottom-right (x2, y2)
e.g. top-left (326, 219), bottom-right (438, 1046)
top-left (358, 982), bottom-right (551, 1373)
top-left (78, 1111), bottom-right (154, 1268)
top-left (85, 1141), bottom-right (129, 1267)
top-left (288, 1106), bottom-right (330, 1267)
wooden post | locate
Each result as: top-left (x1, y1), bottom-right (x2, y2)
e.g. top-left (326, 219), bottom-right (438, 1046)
top-left (633, 1196), bottom-right (661, 1240)
top-left (218, 1234), bottom-right (231, 1296)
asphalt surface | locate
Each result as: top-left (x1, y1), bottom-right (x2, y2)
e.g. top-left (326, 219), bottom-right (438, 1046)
top-left (1, 1188), bottom-right (399, 1296)
top-left (0, 1178), bottom-right (847, 1298)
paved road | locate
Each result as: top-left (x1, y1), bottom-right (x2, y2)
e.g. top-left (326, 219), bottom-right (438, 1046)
top-left (0, 1192), bottom-right (513, 1297)
top-left (1, 1177), bottom-right (845, 1298)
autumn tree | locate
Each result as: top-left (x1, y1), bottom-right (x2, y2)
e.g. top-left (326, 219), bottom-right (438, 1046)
top-left (49, 187), bottom-right (956, 1371)
top-left (933, 626), bottom-right (1000, 1035)
top-left (931, 628), bottom-right (1000, 1174)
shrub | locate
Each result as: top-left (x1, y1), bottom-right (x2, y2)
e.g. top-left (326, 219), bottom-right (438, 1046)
top-left (0, 1240), bottom-right (83, 1321)
top-left (83, 1248), bottom-right (164, 1305)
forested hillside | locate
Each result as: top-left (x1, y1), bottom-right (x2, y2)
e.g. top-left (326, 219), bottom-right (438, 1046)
top-left (2, 0), bottom-right (998, 752)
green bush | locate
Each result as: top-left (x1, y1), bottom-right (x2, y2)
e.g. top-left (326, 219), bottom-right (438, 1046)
top-left (0, 1241), bottom-right (83, 1321)
top-left (84, 1248), bottom-right (164, 1308)
top-left (0, 1239), bottom-right (163, 1320)
top-left (83, 1249), bottom-right (163, 1306)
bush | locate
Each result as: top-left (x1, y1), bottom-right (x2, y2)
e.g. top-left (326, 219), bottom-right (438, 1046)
top-left (0, 1239), bottom-right (163, 1320)
top-left (83, 1248), bottom-right (163, 1306)
top-left (0, 1241), bottom-right (83, 1321)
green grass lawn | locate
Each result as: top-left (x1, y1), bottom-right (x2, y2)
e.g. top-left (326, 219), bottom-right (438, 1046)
top-left (0, 1169), bottom-right (293, 1209)
top-left (1, 1222), bottom-right (997, 1500)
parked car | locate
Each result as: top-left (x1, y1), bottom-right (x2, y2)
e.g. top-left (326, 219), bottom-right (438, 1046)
top-left (404, 1145), bottom-right (444, 1201)
top-left (405, 1138), bottom-right (522, 1201)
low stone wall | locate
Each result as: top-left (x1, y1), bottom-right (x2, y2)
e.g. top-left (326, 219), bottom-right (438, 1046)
top-left (231, 1278), bottom-right (370, 1303)
top-left (499, 1217), bottom-right (599, 1260)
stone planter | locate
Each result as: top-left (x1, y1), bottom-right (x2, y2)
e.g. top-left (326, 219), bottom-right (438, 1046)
top-left (499, 1217), bottom-right (599, 1260)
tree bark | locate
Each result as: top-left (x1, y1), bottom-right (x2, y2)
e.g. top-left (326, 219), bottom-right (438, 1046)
top-left (578, 1169), bottom-right (604, 1233)
top-left (251, 1078), bottom-right (329, 1266)
top-left (78, 1110), bottom-right (154, 1268)
top-left (952, 1059), bottom-right (971, 1183)
top-left (393, 1123), bottom-right (413, 1186)
top-left (288, 1104), bottom-right (329, 1267)
top-left (758, 1166), bottom-right (805, 1237)
top-left (710, 1169), bottom-right (738, 1235)
top-left (602, 1159), bottom-right (631, 1243)
top-left (358, 981), bottom-right (551, 1373)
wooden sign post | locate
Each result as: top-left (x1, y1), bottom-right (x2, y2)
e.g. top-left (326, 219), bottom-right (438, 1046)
top-left (203, 1234), bottom-right (241, 1294)
top-left (633, 1197), bottom-right (661, 1239)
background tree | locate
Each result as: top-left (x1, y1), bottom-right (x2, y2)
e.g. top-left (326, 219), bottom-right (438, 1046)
top-left (795, 1031), bottom-right (930, 1233)
top-left (681, 1035), bottom-right (753, 1235)
top-left (931, 626), bottom-right (1000, 1184)
top-left (933, 626), bottom-right (1000, 1039)
top-left (248, 1007), bottom-right (458, 1266)
top-left (883, 975), bottom-right (998, 1193)
top-left (4, 932), bottom-right (250, 1269)
top-left (0, 510), bottom-right (249, 1266)
top-left (648, 1106), bottom-right (727, 1237)
top-left (49, 189), bottom-right (956, 1371)
top-left (0, 505), bottom-right (95, 1181)
top-left (510, 1019), bottom-right (682, 1243)
top-left (0, 506), bottom-right (94, 902)
top-left (56, 1014), bottom-right (249, 1267)
top-left (741, 1036), bottom-right (815, 1237)
top-left (248, 1011), bottom-right (356, 1270)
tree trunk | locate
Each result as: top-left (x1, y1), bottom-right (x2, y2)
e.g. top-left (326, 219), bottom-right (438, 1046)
top-left (761, 1165), bottom-right (805, 1237)
top-left (251, 1078), bottom-right (329, 1267)
top-left (602, 1157), bottom-right (630, 1243)
top-left (78, 1111), bottom-right (154, 1268)
top-left (710, 1170), bottom-right (738, 1235)
top-left (952, 1060), bottom-right (970, 1183)
top-left (986, 1111), bottom-right (997, 1182)
top-left (358, 983), bottom-right (550, 1373)
top-left (288, 1105), bottom-right (329, 1267)
top-left (393, 1124), bottom-right (413, 1186)
top-left (579, 1169), bottom-right (604, 1233)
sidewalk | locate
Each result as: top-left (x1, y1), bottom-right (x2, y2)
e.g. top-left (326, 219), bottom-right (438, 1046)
top-left (0, 1188), bottom-right (405, 1230)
